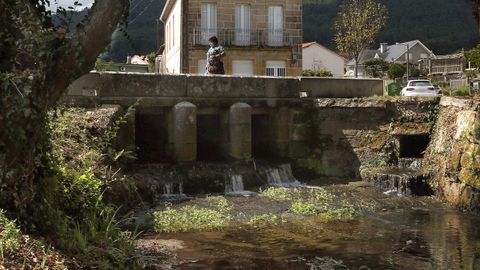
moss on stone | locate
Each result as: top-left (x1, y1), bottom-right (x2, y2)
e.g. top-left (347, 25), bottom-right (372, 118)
top-left (461, 144), bottom-right (480, 171)
top-left (449, 143), bottom-right (464, 172)
top-left (459, 168), bottom-right (480, 189)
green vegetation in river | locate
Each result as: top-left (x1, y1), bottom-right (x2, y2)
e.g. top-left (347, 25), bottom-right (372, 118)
top-left (152, 187), bottom-right (380, 233)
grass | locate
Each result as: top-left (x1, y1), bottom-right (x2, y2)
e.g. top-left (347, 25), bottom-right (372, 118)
top-left (0, 209), bottom-right (72, 269)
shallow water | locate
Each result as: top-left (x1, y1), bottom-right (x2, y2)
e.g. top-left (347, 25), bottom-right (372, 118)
top-left (149, 205), bottom-right (480, 269)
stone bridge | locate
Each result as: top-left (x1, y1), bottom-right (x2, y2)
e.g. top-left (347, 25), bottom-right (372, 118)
top-left (67, 72), bottom-right (385, 163)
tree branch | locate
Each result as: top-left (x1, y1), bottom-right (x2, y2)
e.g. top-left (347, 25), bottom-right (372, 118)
top-left (45, 0), bottom-right (129, 107)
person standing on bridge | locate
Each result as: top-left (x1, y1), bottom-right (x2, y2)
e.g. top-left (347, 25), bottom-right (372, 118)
top-left (206, 36), bottom-right (226, 75)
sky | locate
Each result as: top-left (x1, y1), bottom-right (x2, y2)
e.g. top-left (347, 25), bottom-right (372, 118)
top-left (47, 0), bottom-right (94, 11)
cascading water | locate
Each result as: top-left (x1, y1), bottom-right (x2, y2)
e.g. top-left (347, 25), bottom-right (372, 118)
top-left (265, 164), bottom-right (301, 188)
top-left (225, 174), bottom-right (256, 196)
top-left (225, 175), bottom-right (244, 193)
top-left (162, 182), bottom-right (186, 200)
top-left (368, 167), bottom-right (432, 196)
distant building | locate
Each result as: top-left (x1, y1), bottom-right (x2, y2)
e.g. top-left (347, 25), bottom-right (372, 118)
top-left (346, 40), bottom-right (434, 78)
top-left (130, 55), bottom-right (150, 65)
top-left (302, 42), bottom-right (345, 77)
top-left (160, 0), bottom-right (303, 76)
top-left (429, 53), bottom-right (466, 77)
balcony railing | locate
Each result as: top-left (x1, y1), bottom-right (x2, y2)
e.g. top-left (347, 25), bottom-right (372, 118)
top-left (192, 28), bottom-right (301, 47)
top-left (430, 65), bottom-right (464, 75)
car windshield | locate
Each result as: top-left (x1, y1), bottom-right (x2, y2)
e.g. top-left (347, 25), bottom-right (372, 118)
top-left (410, 81), bottom-right (432, 87)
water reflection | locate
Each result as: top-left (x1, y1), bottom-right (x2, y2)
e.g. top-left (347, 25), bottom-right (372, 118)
top-left (155, 208), bottom-right (480, 269)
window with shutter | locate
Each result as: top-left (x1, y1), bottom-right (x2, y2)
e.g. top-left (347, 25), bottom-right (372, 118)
top-left (268, 6), bottom-right (283, 46)
top-left (201, 4), bottom-right (217, 44)
top-left (235, 5), bottom-right (251, 45)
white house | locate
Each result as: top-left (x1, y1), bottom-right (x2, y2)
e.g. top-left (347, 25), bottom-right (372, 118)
top-left (302, 42), bottom-right (345, 77)
top-left (346, 40), bottom-right (435, 78)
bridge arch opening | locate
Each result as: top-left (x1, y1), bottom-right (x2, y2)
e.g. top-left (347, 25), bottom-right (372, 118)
top-left (197, 113), bottom-right (223, 161)
top-left (252, 114), bottom-right (275, 158)
top-left (135, 108), bottom-right (171, 163)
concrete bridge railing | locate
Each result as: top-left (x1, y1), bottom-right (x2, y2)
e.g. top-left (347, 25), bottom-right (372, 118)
top-left (67, 72), bottom-right (383, 107)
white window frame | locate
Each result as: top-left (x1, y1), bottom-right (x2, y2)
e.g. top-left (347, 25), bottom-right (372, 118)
top-left (201, 4), bottom-right (217, 45)
top-left (235, 5), bottom-right (251, 46)
top-left (266, 61), bottom-right (286, 77)
top-left (268, 6), bottom-right (283, 46)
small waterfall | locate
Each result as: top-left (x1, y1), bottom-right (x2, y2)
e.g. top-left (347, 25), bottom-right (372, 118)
top-left (225, 175), bottom-right (245, 193)
top-left (266, 164), bottom-right (301, 188)
top-left (161, 182), bottom-right (186, 200)
top-left (370, 168), bottom-right (432, 196)
top-left (225, 174), bottom-right (256, 196)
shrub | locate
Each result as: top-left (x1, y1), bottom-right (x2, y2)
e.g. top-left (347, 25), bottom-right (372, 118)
top-left (364, 58), bottom-right (389, 78)
top-left (303, 69), bottom-right (334, 77)
top-left (388, 63), bottom-right (406, 80)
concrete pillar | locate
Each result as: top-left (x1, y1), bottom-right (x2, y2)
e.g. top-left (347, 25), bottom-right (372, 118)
top-left (288, 108), bottom-right (310, 158)
top-left (271, 107), bottom-right (291, 157)
top-left (170, 102), bottom-right (197, 162)
top-left (229, 103), bottom-right (252, 159)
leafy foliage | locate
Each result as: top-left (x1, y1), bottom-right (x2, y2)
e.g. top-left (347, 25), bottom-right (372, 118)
top-left (388, 63), bottom-right (406, 80)
top-left (303, 69), bottom-right (334, 77)
top-left (364, 58), bottom-right (389, 78)
top-left (305, 0), bottom-right (478, 56)
top-left (466, 43), bottom-right (480, 68)
top-left (334, 0), bottom-right (388, 77)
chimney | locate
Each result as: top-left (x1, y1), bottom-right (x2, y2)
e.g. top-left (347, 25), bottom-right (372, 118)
top-left (380, 43), bottom-right (388, 54)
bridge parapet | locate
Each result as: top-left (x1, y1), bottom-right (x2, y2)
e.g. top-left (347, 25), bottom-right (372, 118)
top-left (67, 72), bottom-right (383, 108)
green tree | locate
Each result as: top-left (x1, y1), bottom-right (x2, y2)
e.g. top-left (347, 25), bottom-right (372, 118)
top-left (466, 43), bottom-right (480, 68)
top-left (409, 67), bottom-right (421, 78)
top-left (0, 0), bottom-right (129, 217)
top-left (364, 58), bottom-right (388, 78)
top-left (334, 0), bottom-right (388, 78)
top-left (388, 63), bottom-right (406, 79)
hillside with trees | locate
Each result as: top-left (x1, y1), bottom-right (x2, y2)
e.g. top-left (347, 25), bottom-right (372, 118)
top-left (91, 0), bottom-right (479, 62)
top-left (305, 0), bottom-right (479, 55)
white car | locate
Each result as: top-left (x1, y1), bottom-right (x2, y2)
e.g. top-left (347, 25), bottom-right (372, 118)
top-left (401, 80), bottom-right (442, 97)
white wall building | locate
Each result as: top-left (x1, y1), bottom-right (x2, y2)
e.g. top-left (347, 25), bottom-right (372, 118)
top-left (302, 42), bottom-right (345, 77)
top-left (162, 0), bottom-right (182, 74)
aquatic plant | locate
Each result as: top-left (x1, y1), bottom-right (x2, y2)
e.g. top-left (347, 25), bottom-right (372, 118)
top-left (290, 201), bottom-right (318, 216)
top-left (247, 214), bottom-right (281, 228)
top-left (260, 187), bottom-right (296, 201)
top-left (153, 205), bottom-right (231, 233)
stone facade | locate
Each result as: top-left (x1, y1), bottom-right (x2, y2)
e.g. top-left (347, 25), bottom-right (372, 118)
top-left (161, 0), bottom-right (303, 76)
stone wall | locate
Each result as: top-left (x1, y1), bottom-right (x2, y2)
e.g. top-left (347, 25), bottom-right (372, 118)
top-left (424, 97), bottom-right (480, 212)
top-left (296, 97), bottom-right (439, 179)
